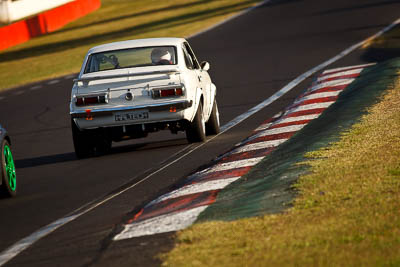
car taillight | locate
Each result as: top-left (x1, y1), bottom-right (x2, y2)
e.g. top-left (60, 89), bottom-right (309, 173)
top-left (160, 89), bottom-right (176, 97)
top-left (75, 95), bottom-right (108, 106)
top-left (76, 97), bottom-right (84, 106)
top-left (152, 88), bottom-right (184, 98)
top-left (175, 88), bottom-right (183, 96)
top-left (84, 96), bottom-right (98, 105)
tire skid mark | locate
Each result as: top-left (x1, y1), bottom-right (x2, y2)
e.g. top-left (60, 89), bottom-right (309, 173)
top-left (114, 63), bottom-right (372, 240)
top-left (30, 85), bottom-right (42, 91)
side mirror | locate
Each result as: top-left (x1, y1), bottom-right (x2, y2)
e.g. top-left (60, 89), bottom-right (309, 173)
top-left (200, 61), bottom-right (210, 71)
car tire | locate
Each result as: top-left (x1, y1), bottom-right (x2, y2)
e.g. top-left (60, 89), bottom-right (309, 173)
top-left (0, 139), bottom-right (17, 197)
top-left (186, 102), bottom-right (206, 143)
top-left (71, 119), bottom-right (94, 159)
top-left (93, 128), bottom-right (112, 156)
top-left (205, 99), bottom-right (220, 135)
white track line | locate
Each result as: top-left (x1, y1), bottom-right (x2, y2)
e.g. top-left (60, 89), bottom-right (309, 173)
top-left (148, 177), bottom-right (240, 206)
top-left (13, 91), bottom-right (24, 96)
top-left (322, 63), bottom-right (376, 75)
top-left (0, 214), bottom-right (81, 265)
top-left (64, 74), bottom-right (76, 79)
top-left (0, 143), bottom-right (198, 267)
top-left (1, 14), bottom-right (399, 267)
top-left (30, 85), bottom-right (42, 91)
top-left (47, 80), bottom-right (60, 85)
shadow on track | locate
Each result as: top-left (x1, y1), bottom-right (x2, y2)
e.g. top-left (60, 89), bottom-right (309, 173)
top-left (14, 138), bottom-right (188, 169)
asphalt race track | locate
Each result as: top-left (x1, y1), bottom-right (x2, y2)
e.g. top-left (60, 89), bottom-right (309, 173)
top-left (0, 0), bottom-right (399, 266)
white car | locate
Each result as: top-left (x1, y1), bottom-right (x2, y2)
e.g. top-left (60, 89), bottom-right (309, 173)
top-left (70, 38), bottom-right (220, 158)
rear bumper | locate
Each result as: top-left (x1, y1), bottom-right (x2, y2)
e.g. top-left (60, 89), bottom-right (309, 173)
top-left (70, 99), bottom-right (193, 118)
top-left (70, 99), bottom-right (193, 129)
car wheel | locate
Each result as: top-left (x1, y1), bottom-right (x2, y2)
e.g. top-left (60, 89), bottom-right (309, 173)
top-left (71, 119), bottom-right (94, 159)
top-left (0, 139), bottom-right (17, 197)
top-left (205, 99), bottom-right (220, 135)
top-left (186, 102), bottom-right (206, 143)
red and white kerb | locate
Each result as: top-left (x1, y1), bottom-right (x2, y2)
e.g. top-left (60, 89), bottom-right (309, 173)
top-left (114, 63), bottom-right (374, 240)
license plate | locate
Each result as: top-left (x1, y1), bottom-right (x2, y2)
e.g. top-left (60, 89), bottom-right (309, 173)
top-left (115, 110), bottom-right (149, 121)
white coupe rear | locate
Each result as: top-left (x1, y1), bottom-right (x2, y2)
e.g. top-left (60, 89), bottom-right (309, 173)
top-left (70, 38), bottom-right (220, 158)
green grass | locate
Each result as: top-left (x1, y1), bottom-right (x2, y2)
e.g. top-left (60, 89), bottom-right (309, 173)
top-left (0, 0), bottom-right (260, 91)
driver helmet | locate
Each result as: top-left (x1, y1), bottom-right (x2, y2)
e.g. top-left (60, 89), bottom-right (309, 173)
top-left (151, 48), bottom-right (172, 64)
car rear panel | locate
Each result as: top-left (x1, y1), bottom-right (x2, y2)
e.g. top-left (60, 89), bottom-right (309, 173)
top-left (70, 68), bottom-right (194, 129)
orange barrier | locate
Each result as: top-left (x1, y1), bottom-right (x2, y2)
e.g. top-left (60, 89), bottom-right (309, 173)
top-left (0, 0), bottom-right (100, 51)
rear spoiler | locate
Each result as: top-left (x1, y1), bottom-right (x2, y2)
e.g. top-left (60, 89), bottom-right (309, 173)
top-left (73, 69), bottom-right (180, 86)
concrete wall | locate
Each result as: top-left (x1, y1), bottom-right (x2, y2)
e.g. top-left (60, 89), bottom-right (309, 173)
top-left (0, 0), bottom-right (101, 51)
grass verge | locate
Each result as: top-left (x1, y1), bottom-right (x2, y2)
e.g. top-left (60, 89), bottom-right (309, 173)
top-left (160, 64), bottom-right (400, 266)
top-left (0, 0), bottom-right (260, 91)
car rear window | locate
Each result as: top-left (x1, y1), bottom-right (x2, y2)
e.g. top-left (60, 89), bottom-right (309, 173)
top-left (84, 46), bottom-right (177, 74)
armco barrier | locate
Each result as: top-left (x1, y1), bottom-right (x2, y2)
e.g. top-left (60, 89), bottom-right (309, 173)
top-left (0, 0), bottom-right (100, 51)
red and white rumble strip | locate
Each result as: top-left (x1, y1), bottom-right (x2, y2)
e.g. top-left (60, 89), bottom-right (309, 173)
top-left (113, 63), bottom-right (375, 240)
